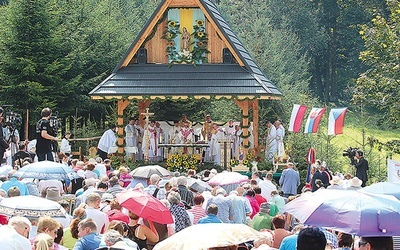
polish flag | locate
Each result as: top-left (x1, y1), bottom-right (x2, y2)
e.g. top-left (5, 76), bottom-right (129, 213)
top-left (288, 104), bottom-right (308, 132)
top-left (328, 108), bottom-right (347, 135)
top-left (304, 108), bottom-right (326, 133)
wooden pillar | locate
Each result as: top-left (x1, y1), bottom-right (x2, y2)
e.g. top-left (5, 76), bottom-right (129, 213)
top-left (138, 100), bottom-right (151, 128)
top-left (234, 99), bottom-right (250, 158)
top-left (117, 99), bottom-right (131, 156)
top-left (251, 99), bottom-right (259, 148)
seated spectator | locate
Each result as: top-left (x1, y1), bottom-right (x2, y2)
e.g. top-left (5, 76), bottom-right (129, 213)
top-left (101, 229), bottom-right (137, 250)
top-left (0, 216), bottom-right (31, 249)
top-left (297, 227), bottom-right (326, 250)
top-left (34, 233), bottom-right (55, 250)
top-left (252, 202), bottom-right (273, 231)
top-left (188, 194), bottom-right (207, 224)
top-left (272, 214), bottom-right (291, 248)
top-left (8, 186), bottom-right (21, 197)
top-left (73, 218), bottom-right (102, 250)
top-left (62, 208), bottom-right (86, 249)
top-left (106, 199), bottom-right (130, 224)
top-left (198, 204), bottom-right (223, 224)
top-left (357, 236), bottom-right (393, 250)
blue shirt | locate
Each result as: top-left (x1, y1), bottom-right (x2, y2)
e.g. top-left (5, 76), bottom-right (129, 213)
top-left (279, 168), bottom-right (300, 195)
top-left (197, 214), bottom-right (222, 224)
top-left (279, 234), bottom-right (298, 250)
top-left (73, 232), bottom-right (101, 250)
top-left (229, 195), bottom-right (251, 224)
top-left (1, 178), bottom-right (29, 196)
top-left (206, 194), bottom-right (233, 223)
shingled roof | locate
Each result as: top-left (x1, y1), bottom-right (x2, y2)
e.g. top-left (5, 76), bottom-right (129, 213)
top-left (89, 0), bottom-right (282, 100)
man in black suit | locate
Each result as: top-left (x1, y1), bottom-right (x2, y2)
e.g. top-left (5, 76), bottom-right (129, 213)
top-left (0, 107), bottom-right (10, 162)
top-left (354, 150), bottom-right (369, 187)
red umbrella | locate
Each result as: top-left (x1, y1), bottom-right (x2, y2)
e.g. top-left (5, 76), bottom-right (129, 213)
top-left (116, 189), bottom-right (173, 224)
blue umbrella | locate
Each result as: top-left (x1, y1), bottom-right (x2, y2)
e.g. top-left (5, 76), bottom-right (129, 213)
top-left (283, 189), bottom-right (400, 236)
top-left (13, 161), bottom-right (80, 180)
top-left (359, 182), bottom-right (400, 200)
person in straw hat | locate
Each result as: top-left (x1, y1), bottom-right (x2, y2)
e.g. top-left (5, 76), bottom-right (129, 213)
top-left (327, 176), bottom-right (345, 190)
top-left (347, 177), bottom-right (363, 190)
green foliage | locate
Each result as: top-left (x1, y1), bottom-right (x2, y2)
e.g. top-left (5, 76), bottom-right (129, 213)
top-left (356, 0), bottom-right (400, 125)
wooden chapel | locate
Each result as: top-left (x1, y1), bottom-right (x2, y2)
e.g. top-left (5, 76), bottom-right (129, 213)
top-left (89, 0), bottom-right (282, 158)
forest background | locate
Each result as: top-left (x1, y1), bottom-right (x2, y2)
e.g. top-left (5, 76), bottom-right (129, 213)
top-left (0, 0), bottom-right (399, 185)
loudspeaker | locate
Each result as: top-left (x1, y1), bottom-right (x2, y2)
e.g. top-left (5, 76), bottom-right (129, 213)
top-left (137, 48), bottom-right (147, 64)
top-left (223, 48), bottom-right (233, 63)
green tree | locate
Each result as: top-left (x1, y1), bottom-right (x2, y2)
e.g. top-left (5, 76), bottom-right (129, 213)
top-left (356, 0), bottom-right (400, 126)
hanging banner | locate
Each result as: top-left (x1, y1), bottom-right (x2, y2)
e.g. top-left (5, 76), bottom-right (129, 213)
top-left (328, 108), bottom-right (347, 135)
top-left (288, 104), bottom-right (308, 133)
top-left (304, 108), bottom-right (326, 133)
top-left (388, 158), bottom-right (400, 183)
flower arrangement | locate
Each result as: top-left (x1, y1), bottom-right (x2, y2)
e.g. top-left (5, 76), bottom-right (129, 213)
top-left (230, 158), bottom-right (250, 169)
top-left (191, 19), bottom-right (210, 64)
top-left (166, 152), bottom-right (199, 173)
top-left (177, 50), bottom-right (193, 64)
top-left (162, 20), bottom-right (181, 62)
top-left (162, 19), bottom-right (209, 65)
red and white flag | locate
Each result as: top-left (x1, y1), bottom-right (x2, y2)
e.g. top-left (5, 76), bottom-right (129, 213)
top-left (288, 104), bottom-right (308, 132)
top-left (328, 108), bottom-right (347, 135)
top-left (304, 108), bottom-right (326, 133)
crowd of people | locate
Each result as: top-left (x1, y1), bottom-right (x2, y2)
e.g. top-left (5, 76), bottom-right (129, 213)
top-left (0, 151), bottom-right (393, 250)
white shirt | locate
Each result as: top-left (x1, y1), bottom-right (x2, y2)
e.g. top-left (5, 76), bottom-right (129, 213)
top-left (60, 138), bottom-right (71, 154)
top-left (97, 129), bottom-right (117, 153)
top-left (85, 206), bottom-right (109, 233)
top-left (94, 164), bottom-right (107, 178)
top-left (258, 179), bottom-right (277, 201)
top-left (0, 225), bottom-right (32, 250)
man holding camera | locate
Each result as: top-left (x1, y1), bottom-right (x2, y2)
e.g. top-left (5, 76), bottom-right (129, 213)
top-left (354, 150), bottom-right (368, 187)
top-left (36, 107), bottom-right (58, 161)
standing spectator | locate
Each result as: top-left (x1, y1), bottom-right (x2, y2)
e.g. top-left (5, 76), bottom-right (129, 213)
top-left (198, 204), bottom-right (223, 224)
top-left (62, 208), bottom-right (86, 249)
top-left (0, 107), bottom-right (9, 161)
top-left (84, 193), bottom-right (109, 234)
top-left (73, 218), bottom-right (102, 250)
top-left (270, 190), bottom-right (285, 214)
top-left (188, 194), bottom-right (207, 224)
top-left (36, 108), bottom-right (58, 162)
top-left (353, 150), bottom-right (369, 187)
top-left (279, 162), bottom-right (300, 197)
top-left (258, 172), bottom-right (277, 201)
top-left (265, 120), bottom-right (277, 161)
top-left (96, 124), bottom-right (117, 161)
top-left (176, 176), bottom-right (194, 206)
top-left (35, 216), bottom-right (62, 249)
top-left (167, 191), bottom-right (191, 232)
top-left (60, 131), bottom-right (72, 157)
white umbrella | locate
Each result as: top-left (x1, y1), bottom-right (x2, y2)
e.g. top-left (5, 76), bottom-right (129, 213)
top-left (153, 223), bottom-right (263, 250)
top-left (13, 161), bottom-right (80, 180)
top-left (0, 195), bottom-right (67, 218)
top-left (130, 165), bottom-right (171, 178)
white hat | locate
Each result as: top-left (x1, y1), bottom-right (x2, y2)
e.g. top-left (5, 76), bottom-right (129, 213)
top-left (351, 177), bottom-right (363, 187)
top-left (329, 176), bottom-right (343, 185)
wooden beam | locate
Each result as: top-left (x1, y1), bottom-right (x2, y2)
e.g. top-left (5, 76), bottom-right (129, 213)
top-left (119, 0), bottom-right (174, 68)
top-left (234, 99), bottom-right (249, 157)
top-left (251, 99), bottom-right (259, 148)
top-left (117, 100), bottom-right (131, 155)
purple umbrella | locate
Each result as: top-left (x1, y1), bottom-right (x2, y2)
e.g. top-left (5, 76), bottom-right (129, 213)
top-left (359, 182), bottom-right (400, 200)
top-left (283, 189), bottom-right (400, 236)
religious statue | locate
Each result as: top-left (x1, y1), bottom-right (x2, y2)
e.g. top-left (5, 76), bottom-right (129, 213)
top-left (182, 27), bottom-right (190, 52)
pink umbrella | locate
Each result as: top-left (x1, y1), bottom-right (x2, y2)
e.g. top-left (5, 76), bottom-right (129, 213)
top-left (116, 189), bottom-right (173, 224)
top-left (208, 171), bottom-right (248, 186)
